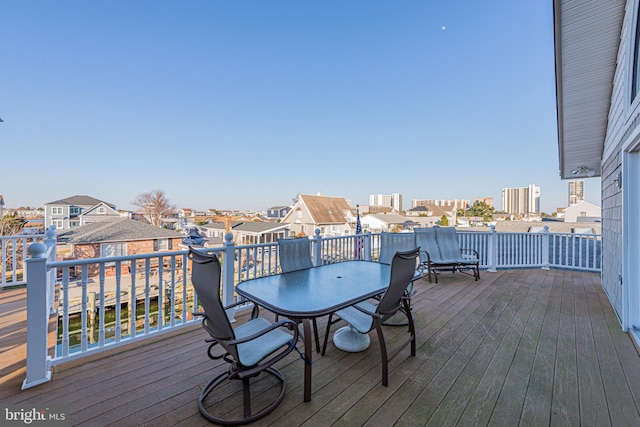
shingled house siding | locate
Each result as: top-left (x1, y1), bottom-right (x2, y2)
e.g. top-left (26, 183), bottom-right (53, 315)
top-left (600, 5), bottom-right (638, 322)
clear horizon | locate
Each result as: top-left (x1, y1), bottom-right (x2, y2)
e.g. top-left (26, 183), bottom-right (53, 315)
top-left (0, 1), bottom-right (601, 213)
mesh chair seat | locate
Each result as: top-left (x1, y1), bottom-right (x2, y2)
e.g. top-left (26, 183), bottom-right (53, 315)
top-left (332, 301), bottom-right (377, 334)
top-left (235, 318), bottom-right (296, 367)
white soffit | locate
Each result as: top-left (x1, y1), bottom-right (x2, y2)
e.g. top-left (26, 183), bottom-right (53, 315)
top-left (554, 0), bottom-right (625, 179)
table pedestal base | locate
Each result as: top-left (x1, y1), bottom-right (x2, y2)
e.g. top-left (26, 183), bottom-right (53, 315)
top-left (333, 325), bottom-right (370, 352)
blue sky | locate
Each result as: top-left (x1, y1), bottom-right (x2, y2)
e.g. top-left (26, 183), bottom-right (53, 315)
top-left (0, 1), bottom-right (600, 213)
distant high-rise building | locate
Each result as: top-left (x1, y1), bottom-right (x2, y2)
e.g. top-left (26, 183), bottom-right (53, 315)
top-left (568, 180), bottom-right (584, 206)
top-left (412, 199), bottom-right (469, 209)
top-left (501, 185), bottom-right (540, 214)
top-left (369, 193), bottom-right (403, 211)
top-left (474, 198), bottom-right (494, 208)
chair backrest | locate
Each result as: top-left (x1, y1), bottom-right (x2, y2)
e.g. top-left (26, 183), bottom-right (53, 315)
top-left (434, 227), bottom-right (463, 260)
top-left (189, 248), bottom-right (239, 360)
top-left (379, 232), bottom-right (417, 265)
top-left (414, 227), bottom-right (443, 262)
top-left (377, 248), bottom-right (420, 318)
top-left (278, 238), bottom-right (313, 272)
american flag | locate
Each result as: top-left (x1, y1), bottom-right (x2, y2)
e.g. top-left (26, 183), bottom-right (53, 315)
top-left (355, 206), bottom-right (363, 259)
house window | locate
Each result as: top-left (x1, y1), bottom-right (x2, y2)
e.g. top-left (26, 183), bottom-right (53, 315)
top-left (70, 207), bottom-right (80, 215)
top-left (97, 207), bottom-right (106, 214)
top-left (632, 4), bottom-right (640, 102)
top-left (155, 239), bottom-right (169, 251)
top-left (70, 220), bottom-right (79, 228)
top-left (52, 220), bottom-right (63, 229)
top-left (51, 207), bottom-right (63, 215)
top-left (101, 243), bottom-right (127, 266)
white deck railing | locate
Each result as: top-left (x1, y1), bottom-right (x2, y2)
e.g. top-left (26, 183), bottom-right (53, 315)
top-left (20, 226), bottom-right (601, 389)
top-left (0, 233), bottom-right (45, 289)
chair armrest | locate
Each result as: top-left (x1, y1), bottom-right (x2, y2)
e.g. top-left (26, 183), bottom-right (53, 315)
top-left (351, 302), bottom-right (377, 317)
top-left (460, 248), bottom-right (480, 259)
top-left (227, 319), bottom-right (299, 346)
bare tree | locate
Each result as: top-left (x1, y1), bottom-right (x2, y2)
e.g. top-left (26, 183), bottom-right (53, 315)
top-left (0, 213), bottom-right (27, 236)
top-left (0, 213), bottom-right (27, 274)
top-left (132, 189), bottom-right (176, 227)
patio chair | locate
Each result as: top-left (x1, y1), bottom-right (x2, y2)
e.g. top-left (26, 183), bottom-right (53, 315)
top-left (277, 238), bottom-right (321, 352)
top-left (278, 237), bottom-right (313, 272)
top-left (434, 227), bottom-right (480, 281)
top-left (378, 232), bottom-right (422, 325)
top-left (415, 227), bottom-right (459, 283)
top-left (189, 248), bottom-right (299, 426)
top-left (321, 248), bottom-right (419, 386)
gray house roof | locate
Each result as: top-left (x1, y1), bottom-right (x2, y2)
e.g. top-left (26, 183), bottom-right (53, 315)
top-left (47, 195), bottom-right (116, 209)
top-left (58, 218), bottom-right (180, 244)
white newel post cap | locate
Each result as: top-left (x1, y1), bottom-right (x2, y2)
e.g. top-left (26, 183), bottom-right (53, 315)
top-left (28, 242), bottom-right (47, 258)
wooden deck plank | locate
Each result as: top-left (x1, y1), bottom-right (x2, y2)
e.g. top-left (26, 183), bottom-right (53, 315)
top-left (3, 269), bottom-right (640, 426)
top-left (549, 270), bottom-right (580, 425)
top-left (427, 269), bottom-right (546, 426)
top-left (588, 281), bottom-right (640, 426)
top-left (518, 269), bottom-right (558, 426)
top-left (573, 269), bottom-right (610, 425)
top-left (392, 269), bottom-right (524, 424)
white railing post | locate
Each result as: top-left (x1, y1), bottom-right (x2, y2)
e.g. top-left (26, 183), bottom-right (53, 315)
top-left (541, 226), bottom-right (550, 270)
top-left (44, 226), bottom-right (57, 314)
top-left (312, 229), bottom-right (322, 266)
top-left (22, 242), bottom-right (53, 389)
top-left (222, 233), bottom-right (236, 321)
top-left (487, 225), bottom-right (497, 272)
top-left (363, 232), bottom-right (372, 261)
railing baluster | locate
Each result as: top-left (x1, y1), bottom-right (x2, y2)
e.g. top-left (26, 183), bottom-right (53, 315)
top-left (115, 262), bottom-right (122, 343)
top-left (61, 268), bottom-right (70, 357)
top-left (98, 264), bottom-right (106, 347)
top-left (80, 265), bottom-right (88, 353)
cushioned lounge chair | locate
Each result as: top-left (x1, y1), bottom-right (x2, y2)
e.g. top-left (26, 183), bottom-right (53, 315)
top-left (415, 227), bottom-right (458, 283)
top-left (435, 227), bottom-right (480, 281)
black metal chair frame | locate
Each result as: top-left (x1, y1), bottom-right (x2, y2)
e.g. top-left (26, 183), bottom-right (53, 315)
top-left (189, 248), bottom-right (299, 425)
top-left (321, 248), bottom-right (419, 387)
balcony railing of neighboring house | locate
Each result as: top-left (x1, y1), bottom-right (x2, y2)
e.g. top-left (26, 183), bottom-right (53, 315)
top-left (0, 232), bottom-right (45, 289)
top-left (20, 226), bottom-right (601, 390)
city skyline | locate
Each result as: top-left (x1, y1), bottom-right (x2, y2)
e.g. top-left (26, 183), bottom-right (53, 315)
top-left (0, 1), bottom-right (601, 213)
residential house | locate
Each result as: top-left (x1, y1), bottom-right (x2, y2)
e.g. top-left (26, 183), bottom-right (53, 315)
top-left (266, 205), bottom-right (291, 221)
top-left (280, 194), bottom-right (355, 237)
top-left (554, 1), bottom-right (640, 344)
top-left (405, 204), bottom-right (457, 225)
top-left (179, 208), bottom-right (193, 218)
top-left (57, 218), bottom-right (182, 277)
top-left (562, 201), bottom-right (601, 223)
top-left (44, 195), bottom-right (117, 231)
top-left (360, 213), bottom-right (433, 232)
top-left (200, 221), bottom-right (291, 246)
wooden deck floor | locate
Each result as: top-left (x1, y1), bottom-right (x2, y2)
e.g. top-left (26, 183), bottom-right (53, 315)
top-left (2, 269), bottom-right (640, 426)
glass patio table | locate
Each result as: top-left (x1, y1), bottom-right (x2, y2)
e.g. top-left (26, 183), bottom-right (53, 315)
top-left (236, 260), bottom-right (391, 402)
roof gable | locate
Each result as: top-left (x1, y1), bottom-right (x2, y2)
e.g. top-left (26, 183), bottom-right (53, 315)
top-left (46, 195), bottom-right (115, 208)
top-left (79, 202), bottom-right (120, 217)
top-left (299, 194), bottom-right (352, 224)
